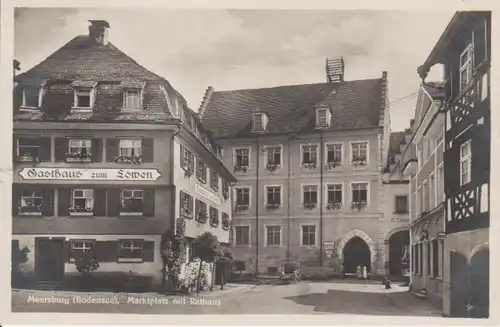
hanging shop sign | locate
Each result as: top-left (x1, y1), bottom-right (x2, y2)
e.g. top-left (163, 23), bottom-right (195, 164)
top-left (195, 183), bottom-right (221, 205)
top-left (19, 168), bottom-right (162, 181)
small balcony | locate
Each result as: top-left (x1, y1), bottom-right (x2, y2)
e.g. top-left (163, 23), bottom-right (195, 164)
top-left (402, 144), bottom-right (417, 176)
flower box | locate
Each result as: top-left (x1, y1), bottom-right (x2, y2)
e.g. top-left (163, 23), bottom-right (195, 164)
top-left (235, 204), bottom-right (249, 212)
top-left (114, 156), bottom-right (142, 165)
top-left (303, 202), bottom-right (317, 209)
top-left (18, 155), bottom-right (39, 163)
top-left (181, 208), bottom-right (193, 219)
top-left (222, 218), bottom-right (230, 230)
top-left (234, 165), bottom-right (248, 173)
top-left (69, 211), bottom-right (94, 216)
top-left (210, 219), bottom-right (219, 228)
top-left (326, 202), bottom-right (342, 210)
top-left (266, 203), bottom-right (280, 210)
top-left (19, 211), bottom-right (42, 216)
top-left (326, 161), bottom-right (341, 169)
top-left (302, 162), bottom-right (317, 169)
top-left (66, 157), bottom-right (92, 163)
top-left (196, 212), bottom-right (208, 223)
top-left (351, 202), bottom-right (367, 211)
top-left (266, 163), bottom-right (279, 172)
top-left (119, 212), bottom-right (143, 217)
top-left (352, 157), bottom-right (367, 167)
top-left (65, 152), bottom-right (92, 162)
top-left (18, 204), bottom-right (42, 215)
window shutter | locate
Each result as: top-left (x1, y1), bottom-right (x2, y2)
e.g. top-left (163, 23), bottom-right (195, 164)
top-left (143, 188), bottom-right (155, 217)
top-left (94, 241), bottom-right (119, 262)
top-left (12, 136), bottom-right (17, 162)
top-left (107, 188), bottom-right (121, 217)
top-left (142, 138), bottom-right (154, 163)
top-left (180, 144), bottom-right (185, 167)
top-left (39, 137), bottom-right (52, 162)
top-left (444, 147), bottom-right (460, 195)
top-left (58, 188), bottom-right (71, 217)
top-left (91, 138), bottom-right (103, 163)
top-left (143, 241), bottom-right (155, 262)
top-left (93, 188), bottom-right (107, 217)
top-left (12, 184), bottom-right (21, 215)
top-left (106, 138), bottom-right (118, 162)
top-left (54, 138), bottom-right (68, 162)
top-left (41, 188), bottom-right (54, 216)
top-left (63, 241), bottom-right (71, 263)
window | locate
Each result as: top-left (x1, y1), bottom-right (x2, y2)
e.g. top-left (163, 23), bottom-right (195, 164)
top-left (235, 226), bottom-right (250, 246)
top-left (180, 145), bottom-right (193, 168)
top-left (119, 139), bottom-right (142, 158)
top-left (210, 170), bottom-right (219, 191)
top-left (417, 187), bottom-right (423, 216)
top-left (195, 199), bottom-right (207, 222)
top-left (351, 142), bottom-right (368, 163)
top-left (417, 140), bottom-right (423, 167)
top-left (16, 137), bottom-right (39, 161)
top-left (326, 144), bottom-right (342, 166)
top-left (234, 148), bottom-right (250, 170)
top-left (460, 140), bottom-right (472, 186)
top-left (252, 113), bottom-right (263, 131)
top-left (418, 243), bottom-right (423, 275)
top-left (411, 245), bottom-right (416, 274)
top-left (209, 206), bottom-right (219, 227)
top-left (196, 158), bottom-right (207, 183)
top-left (67, 139), bottom-right (92, 161)
top-left (411, 192), bottom-right (416, 219)
top-left (302, 185), bottom-right (318, 208)
top-left (119, 240), bottom-right (144, 261)
top-left (266, 186), bottom-right (281, 208)
top-left (351, 183), bottom-right (368, 210)
top-left (71, 240), bottom-right (94, 259)
top-left (437, 164), bottom-right (444, 203)
top-left (395, 196), bottom-right (408, 213)
top-left (432, 239), bottom-right (438, 277)
top-left (436, 132), bottom-right (443, 147)
top-left (316, 108), bottom-right (328, 127)
top-left (266, 226), bottom-right (281, 246)
top-left (222, 212), bottom-right (230, 230)
top-left (427, 241), bottom-right (432, 276)
top-left (438, 238), bottom-right (444, 278)
top-left (235, 188), bottom-right (250, 209)
top-left (222, 180), bottom-right (229, 200)
top-left (301, 225), bottom-right (316, 246)
top-left (22, 86), bottom-right (40, 108)
top-left (70, 189), bottom-right (94, 215)
top-left (459, 44), bottom-right (473, 91)
top-left (429, 173), bottom-right (435, 209)
top-left (423, 181), bottom-right (429, 212)
top-left (19, 190), bottom-right (42, 215)
top-left (74, 88), bottom-right (92, 108)
top-left (326, 184), bottom-right (342, 209)
top-left (120, 189), bottom-right (143, 215)
top-left (180, 191), bottom-right (194, 218)
top-left (123, 89), bottom-right (141, 110)
top-left (266, 146), bottom-right (281, 166)
top-left (302, 145), bottom-right (318, 165)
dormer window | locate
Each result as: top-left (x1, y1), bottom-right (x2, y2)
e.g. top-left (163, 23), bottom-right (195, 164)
top-left (22, 86), bottom-right (42, 108)
top-left (72, 81), bottom-right (97, 110)
top-left (315, 108), bottom-right (331, 128)
top-left (252, 113), bottom-right (268, 132)
top-left (123, 89), bottom-right (141, 110)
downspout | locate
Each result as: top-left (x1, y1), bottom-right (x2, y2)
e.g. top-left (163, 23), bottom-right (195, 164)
top-left (319, 131), bottom-right (324, 266)
top-left (286, 134), bottom-right (295, 263)
top-left (255, 135), bottom-right (260, 276)
top-left (170, 124), bottom-right (182, 234)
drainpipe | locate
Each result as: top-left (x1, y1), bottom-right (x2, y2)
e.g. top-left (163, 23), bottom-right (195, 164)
top-left (319, 131), bottom-right (324, 266)
top-left (286, 134), bottom-right (296, 263)
top-left (255, 135), bottom-right (260, 276)
top-left (170, 124), bottom-right (181, 235)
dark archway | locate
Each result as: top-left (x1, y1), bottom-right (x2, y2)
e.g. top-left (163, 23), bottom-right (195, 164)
top-left (342, 236), bottom-right (371, 275)
top-left (450, 251), bottom-right (468, 317)
top-left (469, 248), bottom-right (489, 318)
top-left (388, 230), bottom-right (410, 277)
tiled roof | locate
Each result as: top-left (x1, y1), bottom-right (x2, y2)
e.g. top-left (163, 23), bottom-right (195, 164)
top-left (201, 78), bottom-right (384, 138)
top-left (388, 131), bottom-right (407, 157)
top-left (13, 35), bottom-right (184, 123)
top-left (422, 82), bottom-right (445, 100)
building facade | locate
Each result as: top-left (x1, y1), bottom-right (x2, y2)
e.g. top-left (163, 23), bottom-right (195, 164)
top-left (417, 11), bottom-right (491, 318)
top-left (402, 83), bottom-right (446, 309)
top-left (12, 20), bottom-right (235, 289)
top-left (200, 59), bottom-right (408, 278)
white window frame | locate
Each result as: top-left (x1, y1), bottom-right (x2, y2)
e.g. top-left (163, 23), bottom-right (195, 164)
top-left (19, 190), bottom-right (43, 216)
top-left (315, 108), bottom-right (329, 127)
top-left (120, 189), bottom-right (144, 216)
top-left (437, 163), bottom-right (444, 204)
top-left (417, 186), bottom-right (423, 216)
top-left (350, 141), bottom-right (369, 164)
top-left (16, 137), bottom-right (40, 161)
top-left (325, 183), bottom-right (344, 209)
top-left (460, 140), bottom-right (472, 186)
top-left (73, 87), bottom-right (94, 110)
top-left (350, 182), bottom-right (370, 208)
top-left (234, 225), bottom-right (251, 247)
top-left (300, 224), bottom-right (317, 247)
top-left (300, 143), bottom-right (319, 165)
top-left (118, 240), bottom-right (144, 262)
top-left (325, 143), bottom-right (343, 167)
top-left (180, 190), bottom-right (194, 218)
top-left (233, 147), bottom-right (251, 169)
top-left (252, 113), bottom-right (264, 131)
top-left (422, 180), bottom-right (428, 212)
top-left (122, 89), bottom-right (142, 111)
top-left (395, 195), bottom-right (409, 214)
top-left (22, 86), bottom-right (42, 109)
top-left (119, 139), bottom-right (142, 157)
top-left (301, 184), bottom-right (319, 208)
top-left (234, 186), bottom-right (251, 209)
top-left (264, 185), bottom-right (283, 208)
top-left (459, 43), bottom-right (474, 91)
top-left (429, 173), bottom-right (436, 209)
top-left (264, 225), bottom-right (282, 247)
top-left (264, 145), bottom-right (283, 167)
top-left (70, 189), bottom-right (94, 216)
top-left (70, 240), bottom-right (94, 262)
top-left (210, 169), bottom-right (219, 191)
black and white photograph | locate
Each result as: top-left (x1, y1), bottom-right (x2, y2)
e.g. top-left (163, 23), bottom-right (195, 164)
top-left (4, 4), bottom-right (494, 323)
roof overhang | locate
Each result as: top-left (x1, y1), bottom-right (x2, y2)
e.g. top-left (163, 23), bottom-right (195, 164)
top-left (402, 159), bottom-right (417, 176)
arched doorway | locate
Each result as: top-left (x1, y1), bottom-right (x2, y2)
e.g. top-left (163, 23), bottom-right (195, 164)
top-left (342, 236), bottom-right (371, 275)
top-left (469, 247), bottom-right (489, 318)
top-left (388, 230), bottom-right (410, 277)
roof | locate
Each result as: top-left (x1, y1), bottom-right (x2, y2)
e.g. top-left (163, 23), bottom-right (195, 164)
top-left (201, 77), bottom-right (385, 138)
top-left (422, 82), bottom-right (445, 100)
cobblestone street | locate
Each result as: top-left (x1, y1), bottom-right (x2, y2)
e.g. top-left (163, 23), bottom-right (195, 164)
top-left (12, 280), bottom-right (442, 316)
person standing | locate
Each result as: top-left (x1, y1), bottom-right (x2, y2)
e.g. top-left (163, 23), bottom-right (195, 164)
top-left (356, 265), bottom-right (361, 279)
top-left (362, 266), bottom-right (368, 280)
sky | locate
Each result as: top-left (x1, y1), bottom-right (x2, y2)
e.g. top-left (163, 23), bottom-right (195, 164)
top-left (14, 8), bottom-right (452, 132)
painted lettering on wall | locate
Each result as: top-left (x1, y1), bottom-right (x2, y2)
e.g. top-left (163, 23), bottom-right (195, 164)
top-left (195, 184), bottom-right (221, 205)
top-left (19, 168), bottom-right (162, 181)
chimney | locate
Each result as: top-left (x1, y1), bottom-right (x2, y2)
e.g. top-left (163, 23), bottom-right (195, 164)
top-left (89, 20), bottom-right (110, 45)
top-left (326, 57), bottom-right (345, 83)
